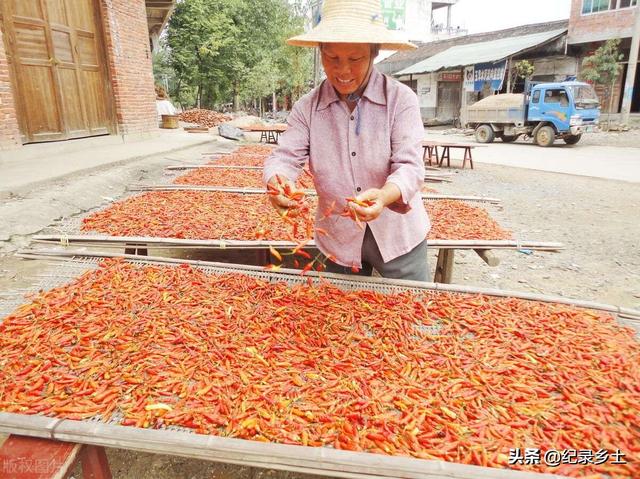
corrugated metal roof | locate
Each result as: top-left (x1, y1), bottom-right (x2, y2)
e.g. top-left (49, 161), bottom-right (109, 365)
top-left (378, 20), bottom-right (568, 75)
top-left (396, 28), bottom-right (567, 76)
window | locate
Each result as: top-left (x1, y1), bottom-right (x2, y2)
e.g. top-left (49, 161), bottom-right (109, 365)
top-left (568, 85), bottom-right (601, 109)
top-left (582, 0), bottom-right (608, 13)
top-left (544, 89), bottom-right (569, 106)
top-left (568, 85), bottom-right (599, 102)
top-left (582, 0), bottom-right (637, 13)
top-left (401, 79), bottom-right (418, 94)
top-left (532, 90), bottom-right (541, 103)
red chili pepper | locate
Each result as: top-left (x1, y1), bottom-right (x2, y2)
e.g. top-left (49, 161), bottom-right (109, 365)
top-left (269, 246), bottom-right (282, 262)
top-left (294, 249), bottom-right (312, 260)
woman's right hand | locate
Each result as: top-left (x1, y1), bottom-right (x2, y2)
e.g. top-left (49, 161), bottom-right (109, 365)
top-left (267, 175), bottom-right (301, 216)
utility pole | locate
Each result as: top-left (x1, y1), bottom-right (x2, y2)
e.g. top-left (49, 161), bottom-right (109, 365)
top-left (312, 0), bottom-right (322, 87)
top-left (621, 4), bottom-right (640, 124)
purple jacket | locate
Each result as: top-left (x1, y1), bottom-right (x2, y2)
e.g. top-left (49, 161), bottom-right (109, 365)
top-left (264, 68), bottom-right (430, 268)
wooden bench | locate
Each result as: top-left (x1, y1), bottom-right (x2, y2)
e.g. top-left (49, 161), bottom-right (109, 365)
top-left (422, 140), bottom-right (483, 169)
top-left (241, 125), bottom-right (287, 144)
top-left (0, 435), bottom-right (111, 479)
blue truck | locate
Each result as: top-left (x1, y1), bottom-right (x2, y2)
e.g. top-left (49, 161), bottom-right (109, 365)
top-left (466, 81), bottom-right (601, 147)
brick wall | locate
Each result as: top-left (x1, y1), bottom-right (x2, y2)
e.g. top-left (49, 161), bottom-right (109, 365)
top-left (99, 0), bottom-right (158, 136)
top-left (568, 0), bottom-right (638, 44)
top-left (0, 26), bottom-right (22, 150)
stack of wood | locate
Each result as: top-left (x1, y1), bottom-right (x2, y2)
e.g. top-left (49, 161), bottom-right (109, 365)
top-left (178, 109), bottom-right (231, 128)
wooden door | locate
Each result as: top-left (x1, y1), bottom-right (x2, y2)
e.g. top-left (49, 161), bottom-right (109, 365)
top-left (1, 0), bottom-right (112, 143)
top-left (58, 0), bottom-right (112, 137)
top-left (436, 81), bottom-right (461, 122)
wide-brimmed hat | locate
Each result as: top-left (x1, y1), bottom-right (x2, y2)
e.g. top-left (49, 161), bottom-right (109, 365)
top-left (287, 0), bottom-right (417, 51)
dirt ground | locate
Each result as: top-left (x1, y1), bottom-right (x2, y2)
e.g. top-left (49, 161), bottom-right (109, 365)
top-left (578, 126), bottom-right (640, 147)
top-left (0, 138), bottom-right (639, 478)
top-left (433, 163), bottom-right (640, 311)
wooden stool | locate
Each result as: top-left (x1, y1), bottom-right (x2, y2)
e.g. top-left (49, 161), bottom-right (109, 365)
top-left (0, 435), bottom-right (112, 479)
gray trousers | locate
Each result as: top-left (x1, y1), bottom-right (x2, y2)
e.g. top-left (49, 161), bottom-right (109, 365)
top-left (324, 226), bottom-right (429, 282)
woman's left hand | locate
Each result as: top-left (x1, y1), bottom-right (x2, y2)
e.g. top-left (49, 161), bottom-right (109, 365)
top-left (349, 188), bottom-right (386, 222)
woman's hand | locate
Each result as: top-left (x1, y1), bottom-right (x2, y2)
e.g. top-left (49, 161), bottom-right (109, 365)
top-left (267, 175), bottom-right (303, 216)
top-left (348, 183), bottom-right (402, 222)
top-left (348, 189), bottom-right (384, 222)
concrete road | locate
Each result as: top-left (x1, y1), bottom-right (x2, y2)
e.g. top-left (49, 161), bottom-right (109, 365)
top-left (0, 128), bottom-right (213, 195)
top-left (424, 132), bottom-right (640, 183)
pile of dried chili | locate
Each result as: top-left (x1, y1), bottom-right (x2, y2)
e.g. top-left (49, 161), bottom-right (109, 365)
top-left (200, 148), bottom-right (436, 193)
top-left (174, 166), bottom-right (435, 194)
top-left (174, 168), bottom-right (314, 190)
top-left (0, 259), bottom-right (637, 478)
top-left (427, 200), bottom-right (511, 241)
top-left (210, 146), bottom-right (273, 168)
top-left (81, 191), bottom-right (310, 241)
top-left (209, 155), bottom-right (267, 168)
top-left (81, 192), bottom-right (509, 242)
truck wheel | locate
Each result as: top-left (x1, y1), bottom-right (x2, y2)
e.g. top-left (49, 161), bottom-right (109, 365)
top-left (501, 135), bottom-right (518, 143)
top-left (535, 126), bottom-right (555, 147)
top-left (564, 134), bottom-right (582, 145)
top-left (475, 125), bottom-right (495, 144)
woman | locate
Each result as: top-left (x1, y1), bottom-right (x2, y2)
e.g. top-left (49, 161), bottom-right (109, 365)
top-left (155, 85), bottom-right (177, 125)
top-left (263, 0), bottom-right (430, 281)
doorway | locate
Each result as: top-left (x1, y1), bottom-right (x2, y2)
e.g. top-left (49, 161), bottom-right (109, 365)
top-left (1, 0), bottom-right (114, 144)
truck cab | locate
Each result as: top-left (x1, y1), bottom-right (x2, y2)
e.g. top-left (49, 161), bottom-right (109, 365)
top-left (527, 82), bottom-right (600, 145)
top-left (467, 81), bottom-right (600, 147)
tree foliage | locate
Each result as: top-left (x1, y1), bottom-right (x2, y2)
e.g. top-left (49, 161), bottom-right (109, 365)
top-left (580, 39), bottom-right (623, 116)
top-left (508, 60), bottom-right (534, 93)
top-left (162, 0), bottom-right (313, 111)
top-left (581, 39), bottom-right (623, 86)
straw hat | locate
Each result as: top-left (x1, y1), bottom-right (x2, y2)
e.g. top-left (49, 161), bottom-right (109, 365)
top-left (287, 0), bottom-right (417, 51)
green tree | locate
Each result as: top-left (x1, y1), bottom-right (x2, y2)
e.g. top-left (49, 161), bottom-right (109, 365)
top-left (152, 48), bottom-right (172, 91)
top-left (508, 60), bottom-right (535, 93)
top-left (272, 6), bottom-right (314, 104)
top-left (166, 0), bottom-right (238, 108)
top-left (165, 0), bottom-right (312, 112)
top-left (580, 39), bottom-right (623, 126)
top-left (241, 57), bottom-right (280, 113)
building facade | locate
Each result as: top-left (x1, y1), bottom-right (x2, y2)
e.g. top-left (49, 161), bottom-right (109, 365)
top-left (375, 0), bottom-right (467, 63)
top-left (382, 1), bottom-right (640, 123)
top-left (380, 21), bottom-right (576, 124)
top-left (567, 0), bottom-right (639, 113)
top-left (0, 0), bottom-right (174, 151)
top-left (382, 0), bottom-right (466, 43)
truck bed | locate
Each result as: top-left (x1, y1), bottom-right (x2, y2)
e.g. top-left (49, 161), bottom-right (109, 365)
top-left (467, 93), bottom-right (526, 126)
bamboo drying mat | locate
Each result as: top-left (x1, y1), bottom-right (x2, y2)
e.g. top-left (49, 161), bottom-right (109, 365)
top-left (36, 190), bottom-right (558, 252)
top-left (1, 254), bottom-right (638, 479)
